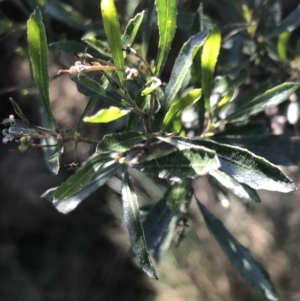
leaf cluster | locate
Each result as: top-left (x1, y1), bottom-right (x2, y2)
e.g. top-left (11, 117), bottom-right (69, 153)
top-left (2, 0), bottom-right (300, 299)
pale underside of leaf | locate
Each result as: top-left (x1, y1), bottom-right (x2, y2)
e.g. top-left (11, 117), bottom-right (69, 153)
top-left (135, 147), bottom-right (220, 179)
top-left (171, 137), bottom-right (295, 192)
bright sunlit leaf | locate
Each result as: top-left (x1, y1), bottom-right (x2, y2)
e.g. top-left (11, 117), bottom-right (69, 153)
top-left (27, 7), bottom-right (58, 129)
top-left (277, 31), bottom-right (291, 63)
top-left (100, 0), bottom-right (124, 82)
top-left (201, 25), bottom-right (221, 115)
top-left (83, 107), bottom-right (129, 123)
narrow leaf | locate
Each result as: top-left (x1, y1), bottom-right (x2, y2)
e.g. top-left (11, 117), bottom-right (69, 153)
top-left (153, 29), bottom-right (210, 130)
top-left (126, 91), bottom-right (150, 131)
top-left (121, 171), bottom-right (157, 279)
top-left (49, 160), bottom-right (121, 213)
top-left (196, 199), bottom-right (278, 300)
top-left (277, 31), bottom-right (291, 63)
top-left (210, 170), bottom-right (261, 203)
top-left (76, 66), bottom-right (113, 131)
top-left (135, 147), bottom-right (220, 179)
top-left (121, 11), bottom-right (145, 48)
top-left (53, 153), bottom-right (113, 202)
top-left (97, 132), bottom-right (148, 153)
top-left (83, 106), bottom-right (129, 123)
top-left (155, 0), bottom-right (178, 76)
top-left (215, 86), bottom-right (235, 112)
top-left (226, 82), bottom-right (299, 122)
top-left (101, 0), bottom-right (125, 82)
top-left (72, 75), bottom-right (129, 108)
top-left (213, 135), bottom-right (300, 166)
top-left (201, 25), bottom-right (221, 114)
top-left (162, 88), bottom-right (202, 130)
top-left (77, 97), bottom-right (98, 132)
top-left (172, 137), bottom-right (295, 192)
top-left (27, 7), bottom-right (57, 129)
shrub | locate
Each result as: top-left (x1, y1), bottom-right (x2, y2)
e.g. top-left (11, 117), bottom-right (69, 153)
top-left (2, 1), bottom-right (300, 300)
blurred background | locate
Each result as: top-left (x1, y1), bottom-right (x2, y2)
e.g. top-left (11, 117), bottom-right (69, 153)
top-left (0, 0), bottom-right (300, 300)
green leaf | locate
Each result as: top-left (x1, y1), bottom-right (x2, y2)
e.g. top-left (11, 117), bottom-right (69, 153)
top-left (154, 0), bottom-right (178, 76)
top-left (76, 67), bottom-right (114, 132)
top-left (162, 88), bottom-right (202, 130)
top-left (121, 10), bottom-right (145, 48)
top-left (101, 0), bottom-right (125, 83)
top-left (72, 75), bottom-right (129, 108)
top-left (210, 170), bottom-right (261, 203)
top-left (121, 170), bottom-right (157, 279)
top-left (277, 31), bottom-right (291, 63)
top-left (125, 91), bottom-right (150, 131)
top-left (153, 29), bottom-right (210, 131)
top-left (268, 4), bottom-right (300, 39)
top-left (53, 153), bottom-right (114, 202)
top-left (212, 135), bottom-right (300, 166)
top-left (141, 77), bottom-right (162, 96)
top-left (172, 137), bottom-right (295, 192)
top-left (97, 132), bottom-right (148, 153)
top-left (83, 106), bottom-right (129, 123)
top-left (166, 180), bottom-right (190, 211)
top-left (27, 7), bottom-right (57, 129)
top-left (226, 82), bottom-right (300, 122)
top-left (196, 199), bottom-right (278, 300)
top-left (201, 25), bottom-right (221, 115)
top-left (135, 147), bottom-right (220, 179)
top-left (47, 144), bottom-right (64, 175)
top-left (45, 0), bottom-right (93, 31)
top-left (76, 97), bottom-right (97, 132)
top-left (216, 86), bottom-right (235, 110)
top-left (49, 160), bottom-right (121, 212)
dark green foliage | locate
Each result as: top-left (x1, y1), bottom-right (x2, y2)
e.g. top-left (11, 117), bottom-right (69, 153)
top-left (3, 1), bottom-right (300, 300)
